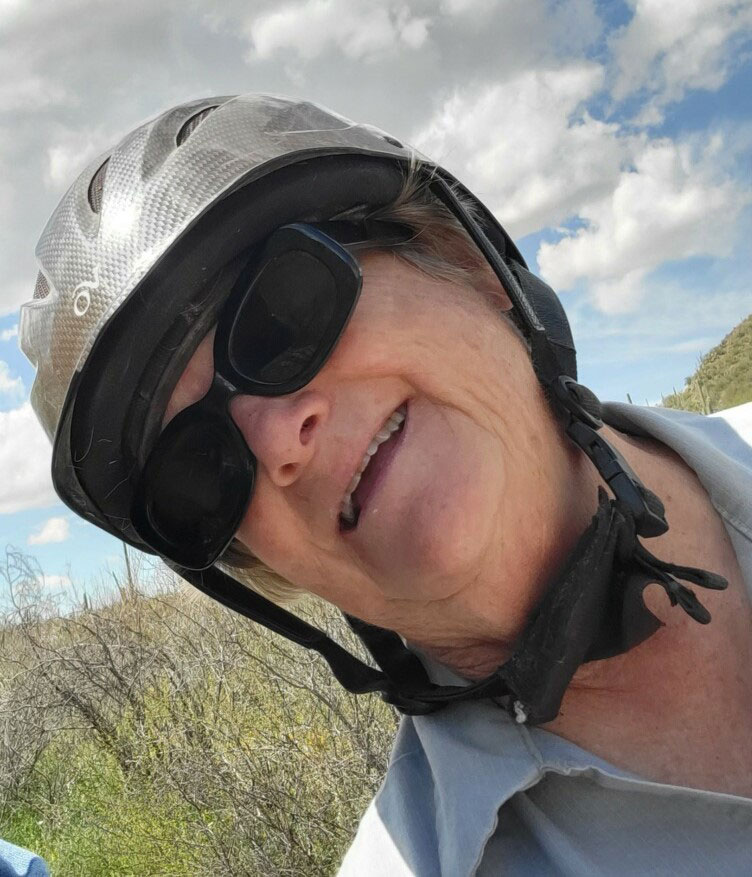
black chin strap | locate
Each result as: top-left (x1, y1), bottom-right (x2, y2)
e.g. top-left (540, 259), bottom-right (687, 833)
top-left (171, 561), bottom-right (513, 714)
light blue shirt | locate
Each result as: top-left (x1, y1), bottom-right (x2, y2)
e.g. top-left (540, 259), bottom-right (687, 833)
top-left (0, 840), bottom-right (49, 877)
top-left (339, 403), bottom-right (752, 876)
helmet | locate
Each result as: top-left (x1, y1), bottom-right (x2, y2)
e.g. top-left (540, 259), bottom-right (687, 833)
top-left (20, 93), bottom-right (584, 553)
top-left (19, 94), bottom-right (668, 717)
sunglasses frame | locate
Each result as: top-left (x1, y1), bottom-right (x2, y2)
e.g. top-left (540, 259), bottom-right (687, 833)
top-left (213, 223), bottom-right (364, 396)
top-left (132, 223), bottom-right (367, 569)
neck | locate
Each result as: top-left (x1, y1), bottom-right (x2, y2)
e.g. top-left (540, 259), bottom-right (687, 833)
top-left (543, 426), bottom-right (752, 795)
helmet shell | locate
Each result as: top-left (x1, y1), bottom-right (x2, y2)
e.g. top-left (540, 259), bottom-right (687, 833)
top-left (20, 95), bottom-right (412, 443)
top-left (19, 93), bottom-right (572, 552)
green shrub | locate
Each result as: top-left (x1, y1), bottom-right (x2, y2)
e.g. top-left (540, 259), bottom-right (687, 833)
top-left (1, 554), bottom-right (398, 876)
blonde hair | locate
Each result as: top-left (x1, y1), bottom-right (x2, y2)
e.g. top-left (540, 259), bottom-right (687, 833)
top-left (221, 162), bottom-right (504, 604)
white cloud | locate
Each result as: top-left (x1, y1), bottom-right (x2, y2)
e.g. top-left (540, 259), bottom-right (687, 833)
top-left (537, 133), bottom-right (751, 312)
top-left (245, 0), bottom-right (430, 62)
top-left (0, 0), bottom-right (27, 24)
top-left (0, 402), bottom-right (57, 514)
top-left (28, 515), bottom-right (70, 545)
top-left (0, 74), bottom-right (70, 113)
top-left (40, 573), bottom-right (72, 590)
top-left (0, 274), bottom-right (31, 317)
top-left (570, 277), bottom-right (752, 352)
top-left (664, 337), bottom-right (720, 354)
top-left (413, 62), bottom-right (625, 237)
top-left (611, 0), bottom-right (752, 118)
top-left (0, 360), bottom-right (23, 398)
top-left (441, 0), bottom-right (497, 14)
top-left (0, 280), bottom-right (31, 320)
top-left (45, 127), bottom-right (111, 192)
top-left (0, 324), bottom-right (18, 342)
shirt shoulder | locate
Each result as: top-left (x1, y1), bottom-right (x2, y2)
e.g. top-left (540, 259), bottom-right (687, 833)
top-left (338, 704), bottom-right (547, 876)
top-left (337, 720), bottom-right (441, 876)
top-left (603, 402), bottom-right (752, 544)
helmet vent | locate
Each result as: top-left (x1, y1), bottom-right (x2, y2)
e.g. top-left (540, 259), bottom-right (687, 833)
top-left (88, 159), bottom-right (110, 213)
top-left (176, 106), bottom-right (217, 146)
top-left (33, 271), bottom-right (50, 300)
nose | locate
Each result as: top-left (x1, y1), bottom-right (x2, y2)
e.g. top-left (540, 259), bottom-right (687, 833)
top-left (229, 390), bottom-right (330, 487)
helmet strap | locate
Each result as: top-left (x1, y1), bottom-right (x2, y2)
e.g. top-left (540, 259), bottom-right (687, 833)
top-left (493, 488), bottom-right (727, 724)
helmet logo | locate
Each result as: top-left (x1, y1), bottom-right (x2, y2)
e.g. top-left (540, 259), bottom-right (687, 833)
top-left (72, 266), bottom-right (100, 317)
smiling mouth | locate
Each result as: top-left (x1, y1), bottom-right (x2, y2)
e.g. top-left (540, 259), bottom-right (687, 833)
top-left (339, 403), bottom-right (407, 532)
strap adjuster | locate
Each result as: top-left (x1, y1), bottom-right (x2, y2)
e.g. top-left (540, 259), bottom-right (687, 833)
top-left (566, 419), bottom-right (668, 537)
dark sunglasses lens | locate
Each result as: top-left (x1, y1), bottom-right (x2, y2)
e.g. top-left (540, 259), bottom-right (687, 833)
top-left (137, 416), bottom-right (252, 567)
top-left (228, 250), bottom-right (337, 385)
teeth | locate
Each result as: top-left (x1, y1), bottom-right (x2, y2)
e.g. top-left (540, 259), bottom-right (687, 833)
top-left (341, 496), bottom-right (356, 525)
top-left (347, 471), bottom-right (362, 495)
top-left (339, 405), bottom-right (406, 527)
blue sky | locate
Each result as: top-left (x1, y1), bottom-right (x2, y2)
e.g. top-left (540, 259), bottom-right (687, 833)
top-left (1, 0), bottom-right (751, 602)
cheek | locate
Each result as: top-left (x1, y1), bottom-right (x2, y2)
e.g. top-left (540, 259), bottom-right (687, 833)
top-left (376, 466), bottom-right (503, 601)
top-left (234, 481), bottom-right (327, 590)
top-left (351, 402), bottom-right (508, 601)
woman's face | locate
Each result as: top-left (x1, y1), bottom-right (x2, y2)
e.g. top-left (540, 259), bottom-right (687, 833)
top-left (166, 251), bottom-right (585, 651)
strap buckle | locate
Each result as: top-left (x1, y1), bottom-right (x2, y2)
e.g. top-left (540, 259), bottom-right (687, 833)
top-left (553, 376), bottom-right (668, 538)
top-left (566, 419), bottom-right (668, 537)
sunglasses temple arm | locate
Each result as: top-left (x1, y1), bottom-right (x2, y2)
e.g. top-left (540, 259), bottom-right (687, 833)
top-left (171, 563), bottom-right (392, 694)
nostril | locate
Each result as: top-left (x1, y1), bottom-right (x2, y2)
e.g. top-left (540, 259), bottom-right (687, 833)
top-left (300, 414), bottom-right (317, 443)
top-left (280, 462), bottom-right (298, 480)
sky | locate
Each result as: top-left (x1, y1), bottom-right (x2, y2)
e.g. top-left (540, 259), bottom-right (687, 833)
top-left (1, 0), bottom-right (751, 602)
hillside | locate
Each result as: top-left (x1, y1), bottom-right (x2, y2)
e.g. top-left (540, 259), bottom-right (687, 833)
top-left (662, 313), bottom-right (752, 413)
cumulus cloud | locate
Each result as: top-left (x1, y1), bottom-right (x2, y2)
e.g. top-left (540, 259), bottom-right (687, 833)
top-left (0, 360), bottom-right (23, 398)
top-left (245, 0), bottom-right (430, 62)
top-left (0, 0), bottom-right (748, 402)
top-left (0, 324), bottom-right (18, 342)
top-left (0, 74), bottom-right (70, 113)
top-left (0, 280), bottom-right (31, 320)
top-left (610, 0), bottom-right (752, 118)
top-left (537, 133), bottom-right (751, 312)
top-left (28, 515), bottom-right (70, 545)
top-left (0, 402), bottom-right (57, 514)
top-left (413, 62), bottom-right (625, 237)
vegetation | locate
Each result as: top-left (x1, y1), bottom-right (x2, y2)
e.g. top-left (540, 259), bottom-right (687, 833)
top-left (661, 313), bottom-right (752, 413)
top-left (0, 550), bottom-right (398, 876)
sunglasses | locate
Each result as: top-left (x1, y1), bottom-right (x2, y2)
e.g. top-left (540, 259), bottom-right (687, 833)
top-left (131, 222), bottom-right (407, 570)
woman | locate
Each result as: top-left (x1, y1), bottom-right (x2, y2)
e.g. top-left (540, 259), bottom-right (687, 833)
top-left (19, 95), bottom-right (752, 874)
